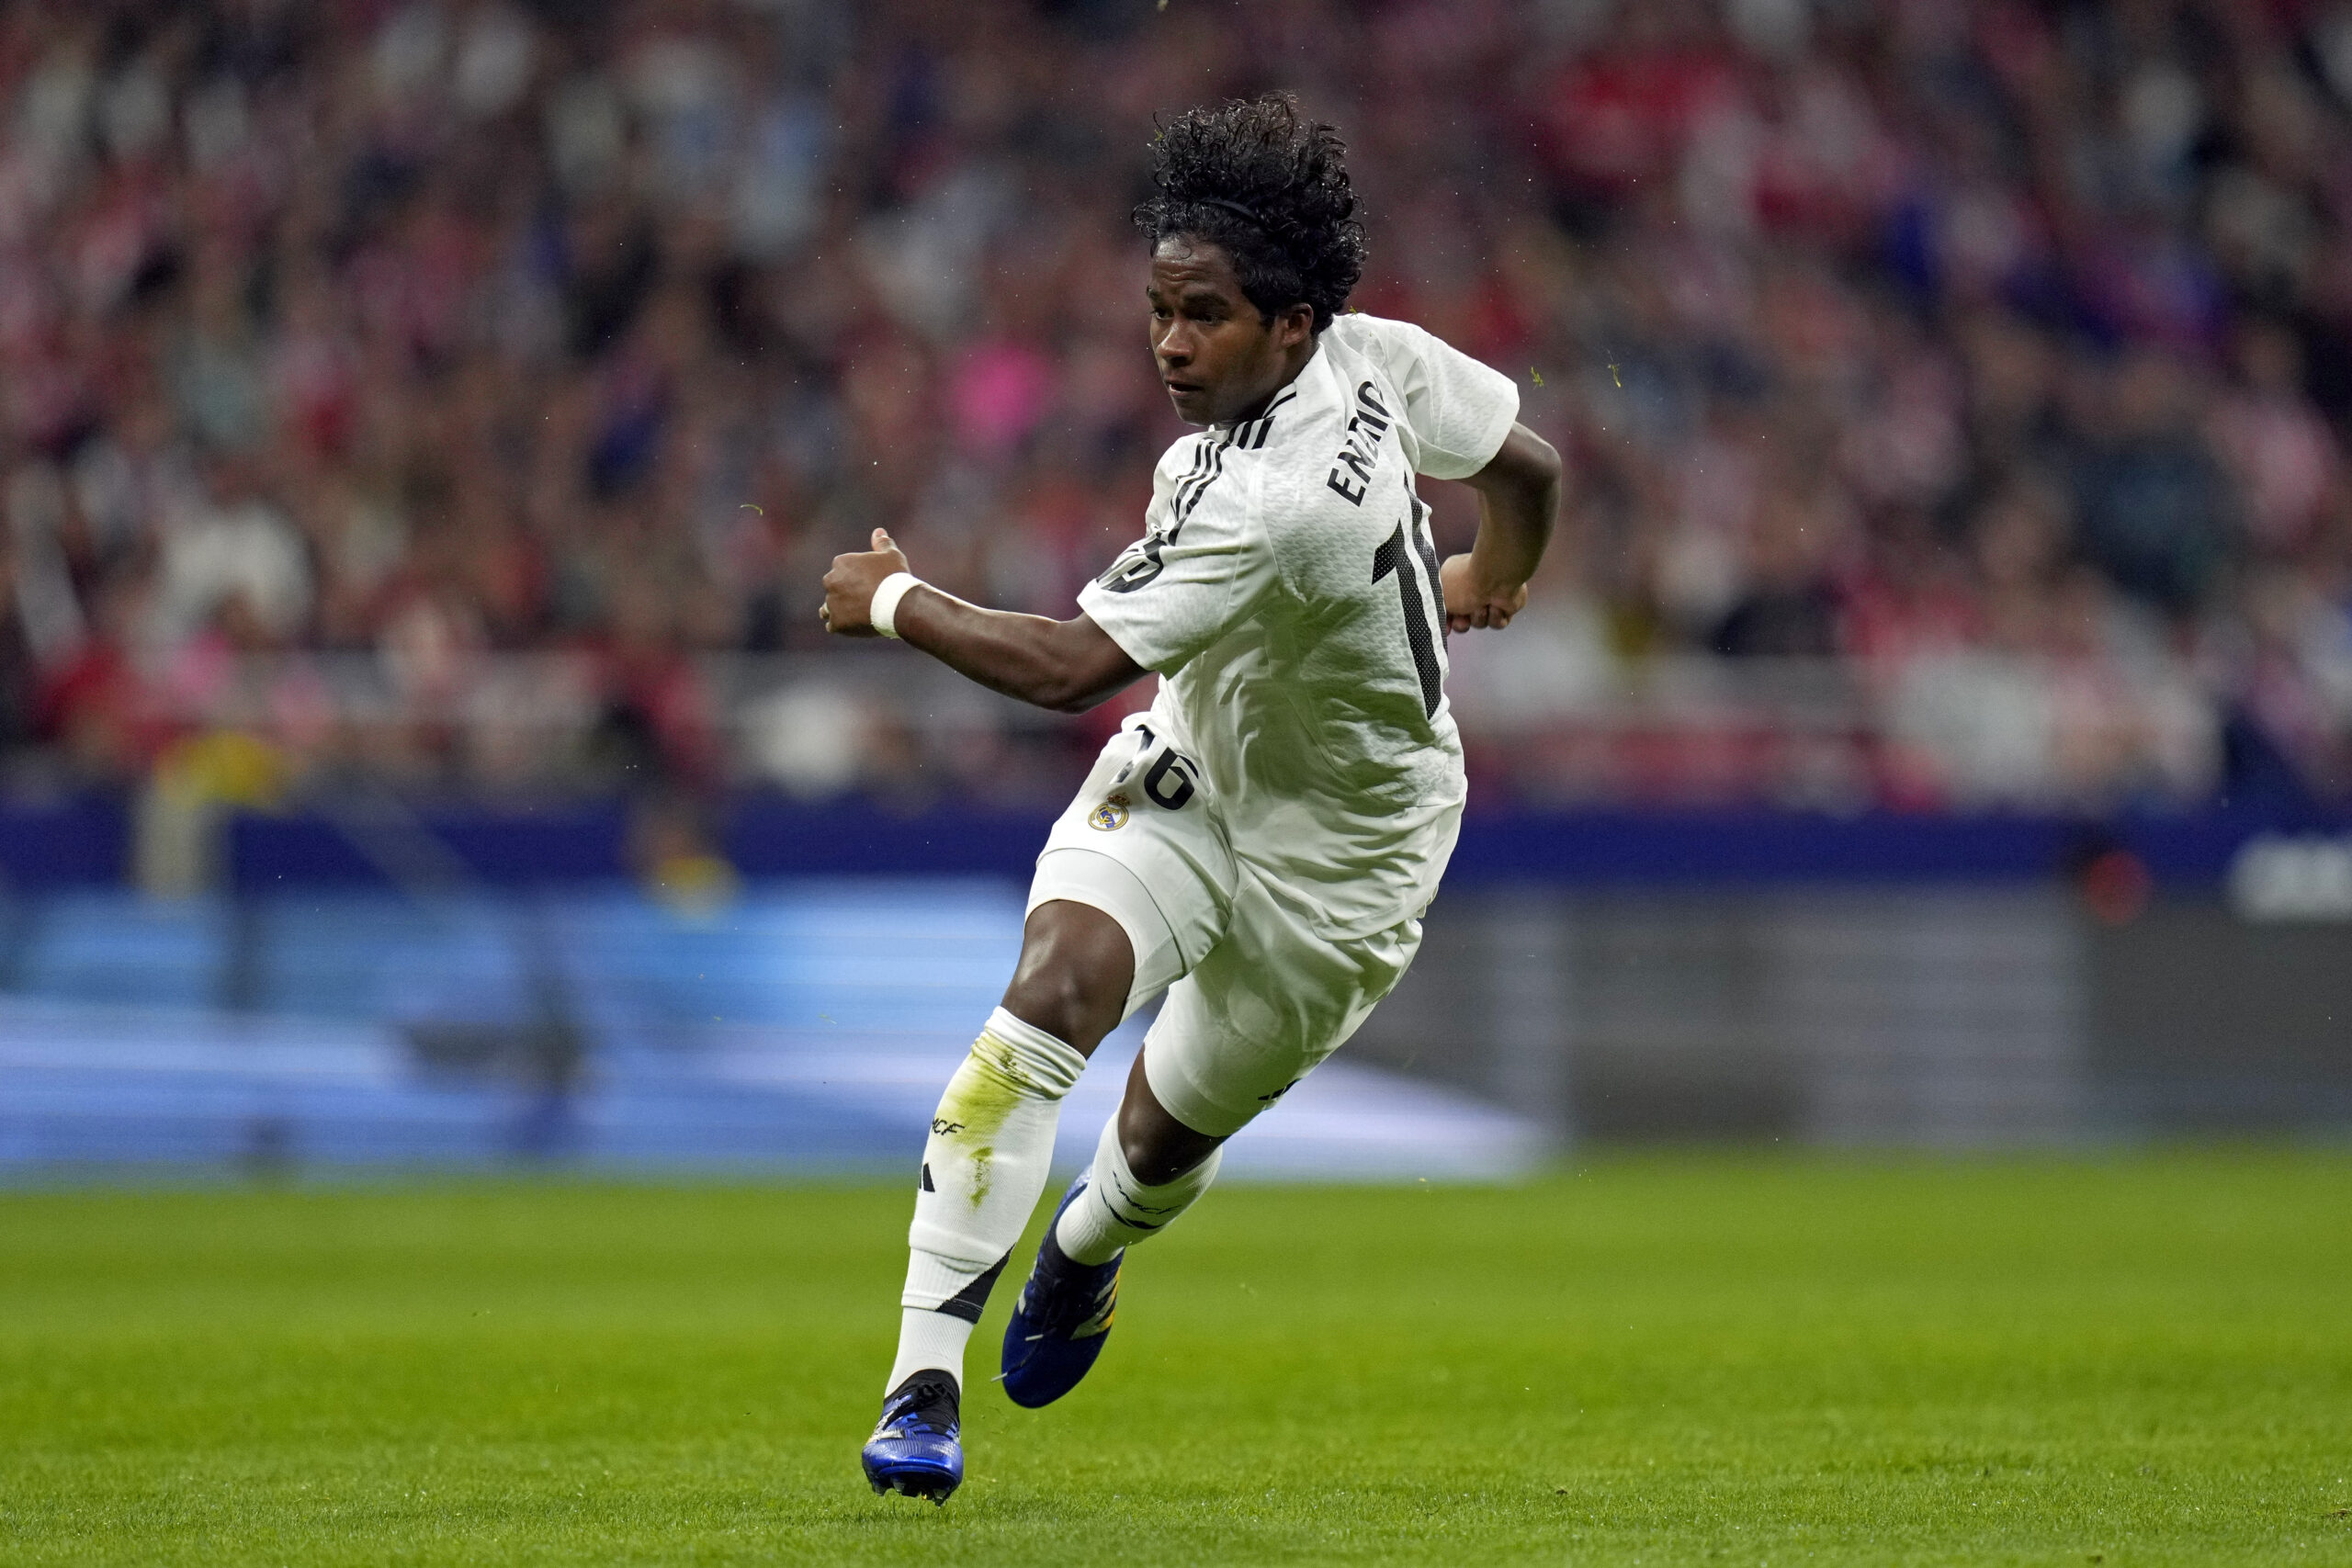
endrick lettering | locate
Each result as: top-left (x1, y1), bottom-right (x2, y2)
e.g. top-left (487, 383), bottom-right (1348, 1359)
top-left (1325, 380), bottom-right (1393, 505)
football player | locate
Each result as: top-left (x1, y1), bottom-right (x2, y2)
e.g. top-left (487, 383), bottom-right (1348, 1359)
top-left (824, 94), bottom-right (1560, 1503)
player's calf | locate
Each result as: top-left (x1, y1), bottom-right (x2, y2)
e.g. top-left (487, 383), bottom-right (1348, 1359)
top-left (886, 1008), bottom-right (1085, 1398)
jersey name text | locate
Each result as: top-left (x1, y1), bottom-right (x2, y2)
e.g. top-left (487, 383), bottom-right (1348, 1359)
top-left (1325, 380), bottom-right (1394, 505)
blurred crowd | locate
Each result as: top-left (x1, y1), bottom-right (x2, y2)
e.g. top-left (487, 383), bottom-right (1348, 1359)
top-left (1, 0), bottom-right (2350, 814)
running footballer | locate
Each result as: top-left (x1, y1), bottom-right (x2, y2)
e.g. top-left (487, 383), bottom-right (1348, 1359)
top-left (824, 95), bottom-right (1561, 1503)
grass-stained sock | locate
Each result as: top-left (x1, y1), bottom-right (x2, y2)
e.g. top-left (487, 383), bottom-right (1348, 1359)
top-left (891, 1007), bottom-right (1086, 1389)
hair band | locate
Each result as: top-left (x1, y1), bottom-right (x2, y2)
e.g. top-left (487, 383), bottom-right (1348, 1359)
top-left (1197, 197), bottom-right (1270, 230)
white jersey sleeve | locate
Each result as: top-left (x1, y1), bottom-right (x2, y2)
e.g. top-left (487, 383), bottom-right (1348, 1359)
top-left (1328, 313), bottom-right (1520, 480)
top-left (1079, 437), bottom-right (1278, 675)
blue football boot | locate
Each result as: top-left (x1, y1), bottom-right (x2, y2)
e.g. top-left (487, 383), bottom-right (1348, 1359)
top-left (1000, 1178), bottom-right (1123, 1408)
top-left (860, 1372), bottom-right (963, 1504)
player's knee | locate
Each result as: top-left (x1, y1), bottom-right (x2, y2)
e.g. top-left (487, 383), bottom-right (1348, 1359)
top-left (1035, 967), bottom-right (1111, 1045)
top-left (1001, 953), bottom-right (1117, 1054)
top-left (1001, 904), bottom-right (1133, 1052)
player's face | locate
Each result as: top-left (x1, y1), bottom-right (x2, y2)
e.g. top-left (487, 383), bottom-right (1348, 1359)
top-left (1148, 237), bottom-right (1312, 425)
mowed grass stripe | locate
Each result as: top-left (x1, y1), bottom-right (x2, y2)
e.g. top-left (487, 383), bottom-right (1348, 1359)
top-left (0, 1153), bottom-right (2346, 1565)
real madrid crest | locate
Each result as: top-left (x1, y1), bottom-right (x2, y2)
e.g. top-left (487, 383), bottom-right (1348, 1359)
top-left (1088, 793), bottom-right (1131, 831)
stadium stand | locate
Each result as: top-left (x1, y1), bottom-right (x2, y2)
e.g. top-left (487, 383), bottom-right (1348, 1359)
top-left (0, 0), bottom-right (2347, 829)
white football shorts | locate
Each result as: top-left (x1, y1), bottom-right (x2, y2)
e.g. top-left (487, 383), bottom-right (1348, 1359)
top-left (1025, 713), bottom-right (1428, 1137)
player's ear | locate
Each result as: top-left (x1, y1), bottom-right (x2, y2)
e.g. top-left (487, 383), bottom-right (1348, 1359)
top-left (1278, 302), bottom-right (1314, 350)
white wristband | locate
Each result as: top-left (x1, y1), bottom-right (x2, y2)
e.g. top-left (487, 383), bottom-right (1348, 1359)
top-left (869, 571), bottom-right (922, 639)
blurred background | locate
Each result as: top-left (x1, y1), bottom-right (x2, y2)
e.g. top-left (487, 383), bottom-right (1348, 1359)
top-left (0, 0), bottom-right (2346, 1176)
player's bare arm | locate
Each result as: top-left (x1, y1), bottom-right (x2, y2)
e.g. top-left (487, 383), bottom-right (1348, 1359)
top-left (820, 531), bottom-right (1145, 714)
top-left (1442, 422), bottom-right (1562, 633)
top-left (820, 220), bottom-right (1325, 707)
top-left (820, 533), bottom-right (1204, 1170)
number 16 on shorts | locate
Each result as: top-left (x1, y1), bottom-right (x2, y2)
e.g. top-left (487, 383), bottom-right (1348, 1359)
top-left (1112, 723), bottom-right (1199, 812)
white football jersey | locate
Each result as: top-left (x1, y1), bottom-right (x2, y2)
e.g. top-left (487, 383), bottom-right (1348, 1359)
top-left (1078, 311), bottom-right (1520, 939)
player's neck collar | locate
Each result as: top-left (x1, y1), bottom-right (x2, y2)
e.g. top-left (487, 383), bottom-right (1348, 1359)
top-left (1216, 337), bottom-right (1324, 430)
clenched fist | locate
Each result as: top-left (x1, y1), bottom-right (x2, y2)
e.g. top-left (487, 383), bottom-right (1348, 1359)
top-left (820, 529), bottom-right (910, 637)
top-left (1440, 552), bottom-right (1529, 633)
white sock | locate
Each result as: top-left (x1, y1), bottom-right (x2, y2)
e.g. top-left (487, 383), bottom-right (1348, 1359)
top-left (1053, 1111), bottom-right (1223, 1267)
top-left (889, 1007), bottom-right (1086, 1393)
top-left (884, 1308), bottom-right (974, 1398)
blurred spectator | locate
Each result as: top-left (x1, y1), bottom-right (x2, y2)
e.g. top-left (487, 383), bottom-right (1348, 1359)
top-left (2066, 348), bottom-right (2235, 613)
top-left (0, 0), bottom-right (2342, 812)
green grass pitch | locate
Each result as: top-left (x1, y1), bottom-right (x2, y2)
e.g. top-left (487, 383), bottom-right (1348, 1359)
top-left (3, 1153), bottom-right (2348, 1565)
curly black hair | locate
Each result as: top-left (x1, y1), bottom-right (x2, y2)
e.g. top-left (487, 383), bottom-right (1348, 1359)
top-left (1133, 95), bottom-right (1366, 333)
